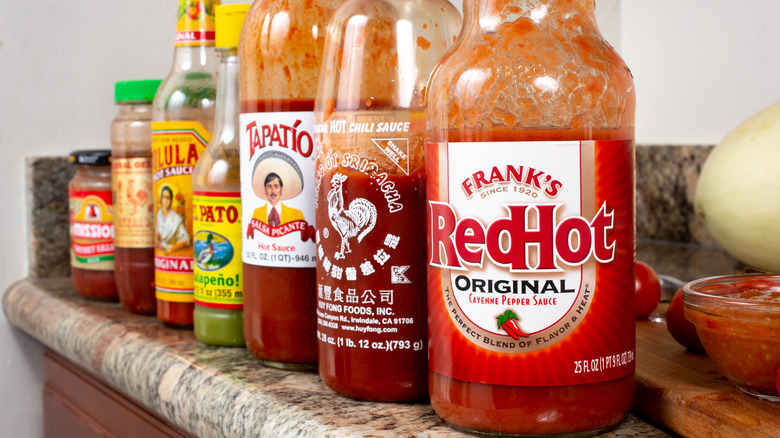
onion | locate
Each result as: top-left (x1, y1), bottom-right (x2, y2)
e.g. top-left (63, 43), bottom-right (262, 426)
top-left (694, 101), bottom-right (780, 273)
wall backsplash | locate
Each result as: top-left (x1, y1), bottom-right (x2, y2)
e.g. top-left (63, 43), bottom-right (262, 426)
top-left (26, 145), bottom-right (718, 278)
top-left (636, 144), bottom-right (716, 246)
top-left (27, 157), bottom-right (73, 279)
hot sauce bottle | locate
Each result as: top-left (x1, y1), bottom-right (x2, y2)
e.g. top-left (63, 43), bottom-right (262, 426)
top-left (313, 0), bottom-right (461, 401)
top-left (192, 4), bottom-right (249, 347)
top-left (112, 79), bottom-right (161, 315)
top-left (152, 0), bottom-right (220, 326)
top-left (239, 0), bottom-right (342, 369)
top-left (425, 0), bottom-right (636, 435)
top-left (69, 150), bottom-right (118, 300)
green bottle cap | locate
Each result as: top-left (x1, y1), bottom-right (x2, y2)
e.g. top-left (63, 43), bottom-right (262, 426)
top-left (115, 79), bottom-right (163, 102)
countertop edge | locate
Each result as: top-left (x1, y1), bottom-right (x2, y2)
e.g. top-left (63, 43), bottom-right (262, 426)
top-left (2, 278), bottom-right (358, 437)
top-left (3, 277), bottom-right (674, 437)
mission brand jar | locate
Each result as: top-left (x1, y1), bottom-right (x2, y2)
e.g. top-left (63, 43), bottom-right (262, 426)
top-left (112, 79), bottom-right (161, 315)
top-left (69, 150), bottom-right (117, 300)
top-left (425, 0), bottom-right (636, 435)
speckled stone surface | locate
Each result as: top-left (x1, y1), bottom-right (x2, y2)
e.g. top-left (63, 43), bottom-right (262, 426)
top-left (636, 145), bottom-right (715, 245)
top-left (26, 156), bottom-right (74, 278)
top-left (3, 277), bottom-right (675, 437)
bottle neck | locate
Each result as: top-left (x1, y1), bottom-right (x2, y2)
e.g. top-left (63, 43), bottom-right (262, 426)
top-left (211, 48), bottom-right (239, 149)
top-left (170, 45), bottom-right (216, 72)
top-left (464, 0), bottom-right (597, 31)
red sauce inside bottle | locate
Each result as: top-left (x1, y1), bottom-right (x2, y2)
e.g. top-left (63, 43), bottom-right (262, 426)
top-left (427, 127), bottom-right (635, 434)
top-left (158, 300), bottom-right (194, 326)
top-left (115, 248), bottom-right (156, 314)
top-left (71, 268), bottom-right (118, 300)
top-left (316, 167), bottom-right (428, 401)
top-left (113, 149), bottom-right (156, 315)
top-left (241, 99), bottom-right (318, 367)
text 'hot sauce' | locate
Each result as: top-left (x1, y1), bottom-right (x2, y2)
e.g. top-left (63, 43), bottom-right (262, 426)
top-left (239, 0), bottom-right (342, 369)
top-left (425, 0), bottom-right (636, 435)
top-left (313, 0), bottom-right (461, 401)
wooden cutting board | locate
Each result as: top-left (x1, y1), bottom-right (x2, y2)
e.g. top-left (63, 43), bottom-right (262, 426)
top-left (634, 304), bottom-right (780, 438)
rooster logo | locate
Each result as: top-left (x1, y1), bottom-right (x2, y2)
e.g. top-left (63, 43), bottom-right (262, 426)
top-left (327, 173), bottom-right (377, 260)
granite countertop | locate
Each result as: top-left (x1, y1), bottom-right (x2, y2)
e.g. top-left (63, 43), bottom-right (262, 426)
top-left (2, 240), bottom-right (742, 438)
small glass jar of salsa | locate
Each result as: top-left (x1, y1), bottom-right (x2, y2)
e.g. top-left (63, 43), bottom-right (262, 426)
top-left (684, 274), bottom-right (780, 401)
top-left (69, 150), bottom-right (118, 300)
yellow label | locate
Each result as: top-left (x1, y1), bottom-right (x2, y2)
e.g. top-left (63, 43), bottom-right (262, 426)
top-left (193, 191), bottom-right (243, 309)
top-left (175, 0), bottom-right (220, 47)
top-left (152, 121), bottom-right (210, 302)
top-left (70, 190), bottom-right (114, 270)
top-left (112, 157), bottom-right (154, 248)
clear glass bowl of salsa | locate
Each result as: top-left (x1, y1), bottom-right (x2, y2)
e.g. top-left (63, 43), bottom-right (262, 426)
top-left (684, 274), bottom-right (780, 401)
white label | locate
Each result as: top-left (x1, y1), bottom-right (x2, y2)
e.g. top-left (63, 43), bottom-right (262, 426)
top-left (240, 111), bottom-right (317, 267)
top-left (432, 141), bottom-right (603, 348)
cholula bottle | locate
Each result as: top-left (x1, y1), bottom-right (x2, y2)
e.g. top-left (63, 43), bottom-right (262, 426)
top-left (313, 0), bottom-right (461, 401)
top-left (152, 0), bottom-right (220, 326)
top-left (425, 0), bottom-right (636, 435)
top-left (192, 4), bottom-right (249, 347)
top-left (239, 0), bottom-right (342, 369)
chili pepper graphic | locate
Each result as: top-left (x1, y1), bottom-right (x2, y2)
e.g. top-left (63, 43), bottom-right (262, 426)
top-left (497, 310), bottom-right (528, 339)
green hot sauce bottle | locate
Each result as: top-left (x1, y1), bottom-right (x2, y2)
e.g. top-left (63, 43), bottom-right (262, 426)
top-left (192, 4), bottom-right (250, 346)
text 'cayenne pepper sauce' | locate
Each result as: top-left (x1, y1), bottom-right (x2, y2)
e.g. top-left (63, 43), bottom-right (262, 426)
top-left (312, 0), bottom-right (461, 401)
top-left (152, 0), bottom-right (220, 326)
top-left (425, 0), bottom-right (636, 435)
top-left (239, 0), bottom-right (342, 369)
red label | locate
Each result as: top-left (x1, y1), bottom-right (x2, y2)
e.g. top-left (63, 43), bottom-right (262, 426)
top-left (427, 140), bottom-right (635, 387)
top-left (69, 189), bottom-right (114, 269)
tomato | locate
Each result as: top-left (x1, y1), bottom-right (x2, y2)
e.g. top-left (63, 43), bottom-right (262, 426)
top-left (666, 288), bottom-right (704, 351)
top-left (635, 260), bottom-right (661, 319)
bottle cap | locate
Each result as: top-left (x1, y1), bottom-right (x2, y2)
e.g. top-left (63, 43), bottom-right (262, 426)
top-left (69, 150), bottom-right (112, 166)
top-left (115, 80), bottom-right (163, 103)
top-left (215, 4), bottom-right (251, 49)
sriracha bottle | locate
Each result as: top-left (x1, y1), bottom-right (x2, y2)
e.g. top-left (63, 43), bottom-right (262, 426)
top-left (239, 0), bottom-right (342, 369)
top-left (312, 0), bottom-right (461, 401)
top-left (425, 0), bottom-right (636, 434)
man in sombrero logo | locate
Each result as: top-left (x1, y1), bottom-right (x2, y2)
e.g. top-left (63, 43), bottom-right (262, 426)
top-left (253, 172), bottom-right (304, 227)
top-left (246, 150), bottom-right (314, 241)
